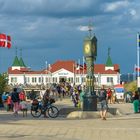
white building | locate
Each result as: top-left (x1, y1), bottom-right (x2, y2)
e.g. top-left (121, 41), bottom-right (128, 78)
top-left (8, 53), bottom-right (120, 88)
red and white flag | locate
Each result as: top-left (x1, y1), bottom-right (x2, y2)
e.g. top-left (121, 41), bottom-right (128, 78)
top-left (0, 33), bottom-right (11, 48)
top-left (134, 64), bottom-right (140, 72)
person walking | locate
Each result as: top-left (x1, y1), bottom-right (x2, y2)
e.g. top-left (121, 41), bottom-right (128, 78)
top-left (19, 90), bottom-right (26, 101)
top-left (19, 99), bottom-right (28, 117)
top-left (79, 87), bottom-right (85, 109)
top-left (107, 88), bottom-right (112, 104)
top-left (2, 92), bottom-right (8, 111)
top-left (7, 94), bottom-right (12, 111)
top-left (132, 91), bottom-right (140, 113)
top-left (98, 87), bottom-right (108, 120)
top-left (11, 88), bottom-right (20, 116)
top-left (42, 89), bottom-right (50, 118)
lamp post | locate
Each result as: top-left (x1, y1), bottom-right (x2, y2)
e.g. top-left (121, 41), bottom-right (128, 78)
top-left (45, 61), bottom-right (47, 86)
top-left (23, 72), bottom-right (26, 86)
top-left (48, 64), bottom-right (52, 85)
top-left (128, 73), bottom-right (130, 82)
top-left (83, 25), bottom-right (98, 111)
top-left (98, 73), bottom-right (101, 90)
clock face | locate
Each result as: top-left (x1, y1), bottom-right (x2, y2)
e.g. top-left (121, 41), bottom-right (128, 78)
top-left (84, 43), bottom-right (90, 54)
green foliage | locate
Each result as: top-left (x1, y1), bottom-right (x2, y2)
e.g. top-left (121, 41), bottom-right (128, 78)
top-left (124, 81), bottom-right (137, 92)
top-left (0, 73), bottom-right (8, 94)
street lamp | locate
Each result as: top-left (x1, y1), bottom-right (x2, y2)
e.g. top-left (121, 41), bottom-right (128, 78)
top-left (98, 73), bottom-right (101, 89)
top-left (48, 64), bottom-right (52, 85)
top-left (83, 28), bottom-right (98, 111)
top-left (23, 72), bottom-right (26, 86)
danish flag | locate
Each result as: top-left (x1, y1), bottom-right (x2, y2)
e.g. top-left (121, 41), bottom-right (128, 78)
top-left (0, 33), bottom-right (11, 48)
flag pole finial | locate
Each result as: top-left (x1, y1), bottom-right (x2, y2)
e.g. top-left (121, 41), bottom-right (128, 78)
top-left (88, 20), bottom-right (93, 37)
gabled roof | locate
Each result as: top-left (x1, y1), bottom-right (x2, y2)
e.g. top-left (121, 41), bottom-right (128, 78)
top-left (12, 56), bottom-right (20, 67)
top-left (8, 60), bottom-right (120, 75)
top-left (49, 60), bottom-right (75, 73)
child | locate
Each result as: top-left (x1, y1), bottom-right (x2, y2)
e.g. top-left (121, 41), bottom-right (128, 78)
top-left (19, 100), bottom-right (28, 117)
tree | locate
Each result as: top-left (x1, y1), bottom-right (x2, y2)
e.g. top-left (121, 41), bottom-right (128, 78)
top-left (124, 81), bottom-right (137, 92)
top-left (0, 73), bottom-right (9, 105)
top-left (0, 73), bottom-right (8, 93)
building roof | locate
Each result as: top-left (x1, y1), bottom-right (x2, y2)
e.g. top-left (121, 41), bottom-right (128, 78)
top-left (8, 60), bottom-right (120, 75)
top-left (12, 56), bottom-right (20, 67)
top-left (49, 60), bottom-right (75, 73)
top-left (8, 67), bottom-right (45, 74)
top-left (94, 64), bottom-right (119, 74)
top-left (106, 55), bottom-right (113, 67)
top-left (19, 57), bottom-right (26, 67)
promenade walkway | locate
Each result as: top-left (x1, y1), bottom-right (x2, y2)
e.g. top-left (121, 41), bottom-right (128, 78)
top-left (0, 98), bottom-right (140, 140)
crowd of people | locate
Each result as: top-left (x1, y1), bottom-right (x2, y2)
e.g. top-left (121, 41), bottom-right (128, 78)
top-left (2, 88), bottom-right (27, 117)
top-left (97, 87), bottom-right (140, 120)
top-left (40, 83), bottom-right (85, 109)
top-left (1, 82), bottom-right (140, 119)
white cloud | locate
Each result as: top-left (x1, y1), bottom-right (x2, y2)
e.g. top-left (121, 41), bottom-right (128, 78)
top-left (128, 9), bottom-right (139, 20)
top-left (130, 9), bottom-right (136, 16)
top-left (78, 26), bottom-right (89, 31)
top-left (103, 1), bottom-right (129, 12)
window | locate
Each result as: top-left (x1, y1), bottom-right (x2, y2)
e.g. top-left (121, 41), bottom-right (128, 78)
top-left (107, 77), bottom-right (113, 83)
top-left (11, 77), bottom-right (17, 83)
top-left (76, 77), bottom-right (79, 83)
top-left (70, 77), bottom-right (73, 83)
top-left (82, 77), bottom-right (86, 82)
top-left (32, 77), bottom-right (37, 83)
top-left (38, 77), bottom-right (41, 83)
top-left (46, 77), bottom-right (48, 83)
top-left (25, 77), bottom-right (30, 83)
top-left (42, 77), bottom-right (44, 83)
top-left (53, 77), bottom-right (57, 83)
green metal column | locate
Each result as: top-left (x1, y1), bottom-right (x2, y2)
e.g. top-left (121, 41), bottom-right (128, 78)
top-left (83, 34), bottom-right (98, 111)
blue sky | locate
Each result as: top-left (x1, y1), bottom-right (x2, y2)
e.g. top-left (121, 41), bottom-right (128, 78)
top-left (0, 0), bottom-right (139, 74)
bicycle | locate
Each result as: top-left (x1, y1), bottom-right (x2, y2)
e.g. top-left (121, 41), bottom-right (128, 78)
top-left (31, 98), bottom-right (59, 118)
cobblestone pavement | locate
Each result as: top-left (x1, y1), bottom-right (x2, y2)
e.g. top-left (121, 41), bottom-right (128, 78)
top-left (0, 99), bottom-right (140, 140)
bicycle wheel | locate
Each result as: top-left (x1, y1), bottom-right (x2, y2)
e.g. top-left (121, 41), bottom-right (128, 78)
top-left (48, 106), bottom-right (59, 118)
top-left (31, 106), bottom-right (42, 118)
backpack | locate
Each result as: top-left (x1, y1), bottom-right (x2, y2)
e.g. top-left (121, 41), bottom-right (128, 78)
top-left (2, 94), bottom-right (8, 102)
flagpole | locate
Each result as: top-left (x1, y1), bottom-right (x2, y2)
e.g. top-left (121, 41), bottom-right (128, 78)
top-left (45, 61), bottom-right (47, 85)
top-left (73, 61), bottom-right (77, 86)
top-left (73, 62), bottom-right (75, 85)
top-left (83, 56), bottom-right (84, 75)
top-left (78, 58), bottom-right (80, 75)
top-left (137, 33), bottom-right (140, 88)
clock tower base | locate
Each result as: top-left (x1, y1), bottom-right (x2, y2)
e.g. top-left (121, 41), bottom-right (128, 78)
top-left (83, 92), bottom-right (97, 111)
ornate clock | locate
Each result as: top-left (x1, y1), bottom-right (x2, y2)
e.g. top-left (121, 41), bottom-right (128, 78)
top-left (84, 43), bottom-right (90, 54)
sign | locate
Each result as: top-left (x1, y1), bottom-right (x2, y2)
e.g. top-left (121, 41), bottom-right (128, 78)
top-left (58, 72), bottom-right (69, 76)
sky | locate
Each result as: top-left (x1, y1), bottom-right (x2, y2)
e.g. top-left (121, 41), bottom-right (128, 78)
top-left (0, 0), bottom-right (139, 74)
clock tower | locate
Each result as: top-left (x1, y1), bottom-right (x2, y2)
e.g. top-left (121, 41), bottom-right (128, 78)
top-left (83, 23), bottom-right (97, 111)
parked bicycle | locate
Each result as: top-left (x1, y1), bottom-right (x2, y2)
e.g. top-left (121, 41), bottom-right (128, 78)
top-left (31, 98), bottom-right (59, 118)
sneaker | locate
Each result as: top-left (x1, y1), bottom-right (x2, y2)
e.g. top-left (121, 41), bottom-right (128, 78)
top-left (102, 117), bottom-right (106, 120)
